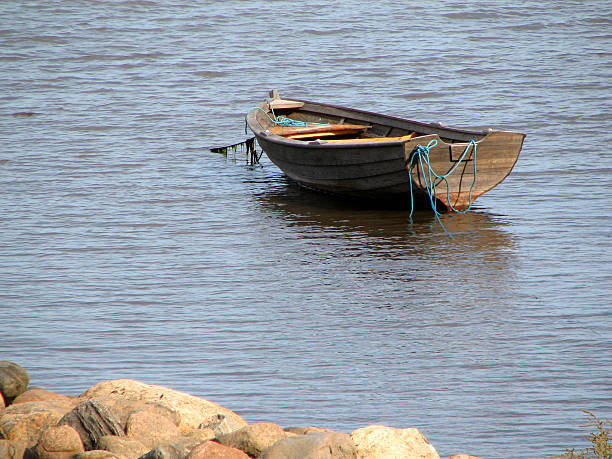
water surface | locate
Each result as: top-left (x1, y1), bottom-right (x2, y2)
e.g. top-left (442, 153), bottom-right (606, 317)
top-left (1, 2), bottom-right (611, 458)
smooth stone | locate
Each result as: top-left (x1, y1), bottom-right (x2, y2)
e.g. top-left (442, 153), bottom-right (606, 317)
top-left (350, 425), bottom-right (440, 459)
top-left (80, 380), bottom-right (247, 435)
top-left (98, 435), bottom-right (148, 459)
top-left (260, 431), bottom-right (357, 459)
top-left (216, 422), bottom-right (289, 457)
top-left (0, 361), bottom-right (30, 403)
top-left (186, 441), bottom-right (250, 459)
top-left (34, 424), bottom-right (84, 459)
top-left (125, 410), bottom-right (181, 450)
top-left (0, 399), bottom-right (76, 448)
top-left (12, 388), bottom-right (76, 406)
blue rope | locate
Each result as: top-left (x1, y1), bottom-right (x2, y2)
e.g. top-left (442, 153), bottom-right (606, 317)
top-left (407, 139), bottom-right (478, 229)
top-left (249, 101), bottom-right (330, 128)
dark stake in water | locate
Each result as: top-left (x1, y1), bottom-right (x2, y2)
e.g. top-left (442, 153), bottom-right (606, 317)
top-left (1, 2), bottom-right (610, 458)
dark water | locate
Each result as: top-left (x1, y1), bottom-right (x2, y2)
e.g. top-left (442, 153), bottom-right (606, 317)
top-left (1, 2), bottom-right (611, 458)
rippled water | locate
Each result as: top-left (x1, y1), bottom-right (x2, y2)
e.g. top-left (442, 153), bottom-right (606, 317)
top-left (1, 2), bottom-right (611, 458)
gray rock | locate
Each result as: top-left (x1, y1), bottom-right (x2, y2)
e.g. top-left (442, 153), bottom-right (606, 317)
top-left (0, 361), bottom-right (30, 403)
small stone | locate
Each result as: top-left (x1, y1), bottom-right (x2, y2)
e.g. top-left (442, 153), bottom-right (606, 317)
top-left (186, 440), bottom-right (250, 459)
top-left (34, 424), bottom-right (84, 459)
top-left (0, 361), bottom-right (30, 403)
top-left (216, 422), bottom-right (289, 457)
top-left (125, 410), bottom-right (181, 450)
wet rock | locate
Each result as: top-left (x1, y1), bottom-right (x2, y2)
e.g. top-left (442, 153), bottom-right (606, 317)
top-left (216, 422), bottom-right (289, 457)
top-left (58, 399), bottom-right (125, 450)
top-left (34, 424), bottom-right (84, 459)
top-left (80, 380), bottom-right (247, 434)
top-left (260, 431), bottom-right (357, 459)
top-left (0, 399), bottom-right (75, 448)
top-left (186, 440), bottom-right (250, 459)
top-left (350, 425), bottom-right (439, 459)
top-left (0, 439), bottom-right (26, 459)
top-left (125, 410), bottom-right (181, 450)
top-left (0, 361), bottom-right (30, 404)
top-left (12, 388), bottom-right (76, 406)
top-left (97, 435), bottom-right (148, 459)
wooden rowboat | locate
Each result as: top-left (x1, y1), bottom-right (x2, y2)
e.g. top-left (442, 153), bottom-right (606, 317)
top-left (246, 90), bottom-right (525, 212)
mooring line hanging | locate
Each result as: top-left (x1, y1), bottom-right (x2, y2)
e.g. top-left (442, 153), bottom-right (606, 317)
top-left (407, 139), bottom-right (478, 236)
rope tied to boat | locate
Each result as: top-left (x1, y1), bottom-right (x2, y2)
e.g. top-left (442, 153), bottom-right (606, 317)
top-left (247, 100), bottom-right (330, 130)
top-left (407, 138), bottom-right (478, 219)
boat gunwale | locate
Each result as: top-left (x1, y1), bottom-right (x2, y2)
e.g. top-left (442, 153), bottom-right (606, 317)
top-left (246, 95), bottom-right (522, 150)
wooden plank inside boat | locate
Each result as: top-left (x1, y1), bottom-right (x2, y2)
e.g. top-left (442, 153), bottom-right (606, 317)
top-left (269, 99), bottom-right (305, 110)
top-left (270, 123), bottom-right (370, 139)
top-left (325, 132), bottom-right (418, 143)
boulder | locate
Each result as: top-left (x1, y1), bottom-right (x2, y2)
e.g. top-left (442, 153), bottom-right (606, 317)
top-left (97, 435), bottom-right (148, 459)
top-left (125, 410), bottom-right (181, 450)
top-left (350, 425), bottom-right (439, 459)
top-left (260, 431), bottom-right (357, 459)
top-left (34, 424), bottom-right (84, 459)
top-left (12, 388), bottom-right (76, 406)
top-left (80, 380), bottom-right (247, 434)
top-left (58, 399), bottom-right (125, 450)
top-left (84, 397), bottom-right (181, 429)
top-left (186, 441), bottom-right (250, 459)
top-left (0, 439), bottom-right (26, 459)
top-left (1, 391), bottom-right (5, 416)
top-left (216, 422), bottom-right (289, 457)
top-left (0, 399), bottom-right (76, 448)
top-left (0, 361), bottom-right (30, 403)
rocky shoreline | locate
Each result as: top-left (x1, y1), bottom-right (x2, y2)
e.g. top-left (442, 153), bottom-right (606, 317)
top-left (1, 361), bottom-right (481, 459)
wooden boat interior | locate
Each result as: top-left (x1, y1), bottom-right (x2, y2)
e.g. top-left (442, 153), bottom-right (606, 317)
top-left (263, 97), bottom-right (489, 145)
